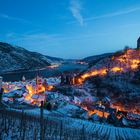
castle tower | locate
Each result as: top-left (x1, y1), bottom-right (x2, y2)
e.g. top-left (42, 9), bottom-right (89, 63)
top-left (137, 37), bottom-right (140, 49)
top-left (0, 76), bottom-right (3, 90)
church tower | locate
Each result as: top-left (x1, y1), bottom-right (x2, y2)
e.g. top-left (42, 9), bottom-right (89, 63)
top-left (137, 37), bottom-right (140, 49)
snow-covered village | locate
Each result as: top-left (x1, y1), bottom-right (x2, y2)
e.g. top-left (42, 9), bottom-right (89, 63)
top-left (1, 0), bottom-right (140, 139)
top-left (0, 40), bottom-right (140, 139)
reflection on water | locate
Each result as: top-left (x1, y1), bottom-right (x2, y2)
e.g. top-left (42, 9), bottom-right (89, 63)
top-left (1, 63), bottom-right (88, 81)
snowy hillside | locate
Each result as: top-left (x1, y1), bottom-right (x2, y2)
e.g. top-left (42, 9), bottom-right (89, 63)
top-left (0, 42), bottom-right (64, 73)
top-left (0, 108), bottom-right (140, 140)
top-left (83, 53), bottom-right (113, 67)
top-left (75, 48), bottom-right (140, 113)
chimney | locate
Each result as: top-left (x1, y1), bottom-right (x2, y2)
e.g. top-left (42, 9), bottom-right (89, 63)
top-left (137, 37), bottom-right (140, 49)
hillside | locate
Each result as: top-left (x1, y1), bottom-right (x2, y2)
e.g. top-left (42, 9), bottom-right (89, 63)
top-left (0, 42), bottom-right (63, 73)
top-left (83, 53), bottom-right (113, 67)
top-left (74, 48), bottom-right (140, 113)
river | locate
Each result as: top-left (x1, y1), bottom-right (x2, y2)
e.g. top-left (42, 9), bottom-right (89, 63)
top-left (1, 63), bottom-right (88, 81)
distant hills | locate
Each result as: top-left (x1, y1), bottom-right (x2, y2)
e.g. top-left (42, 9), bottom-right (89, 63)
top-left (0, 42), bottom-right (63, 73)
top-left (0, 42), bottom-right (114, 74)
top-left (83, 53), bottom-right (113, 67)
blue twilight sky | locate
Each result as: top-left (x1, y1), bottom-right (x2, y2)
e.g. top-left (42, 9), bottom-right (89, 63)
top-left (0, 0), bottom-right (140, 59)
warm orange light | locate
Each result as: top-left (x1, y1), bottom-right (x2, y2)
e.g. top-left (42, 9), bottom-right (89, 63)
top-left (47, 64), bottom-right (59, 69)
top-left (25, 85), bottom-right (35, 101)
top-left (47, 85), bottom-right (54, 91)
top-left (74, 48), bottom-right (140, 85)
top-left (25, 83), bottom-right (53, 103)
top-left (88, 110), bottom-right (109, 118)
top-left (131, 64), bottom-right (138, 70)
top-left (111, 67), bottom-right (123, 73)
top-left (99, 68), bottom-right (107, 76)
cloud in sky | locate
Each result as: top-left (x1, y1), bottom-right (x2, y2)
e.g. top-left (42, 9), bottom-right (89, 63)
top-left (69, 0), bottom-right (84, 26)
top-left (69, 6), bottom-right (140, 25)
top-left (0, 13), bottom-right (31, 24)
top-left (85, 6), bottom-right (140, 21)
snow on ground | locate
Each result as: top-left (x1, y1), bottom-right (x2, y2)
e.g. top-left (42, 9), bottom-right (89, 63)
top-left (46, 77), bottom-right (61, 85)
top-left (57, 104), bottom-right (80, 116)
top-left (62, 116), bottom-right (140, 140)
top-left (30, 108), bottom-right (140, 139)
top-left (3, 104), bottom-right (140, 140)
top-left (1, 76), bottom-right (140, 139)
top-left (24, 108), bottom-right (50, 116)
